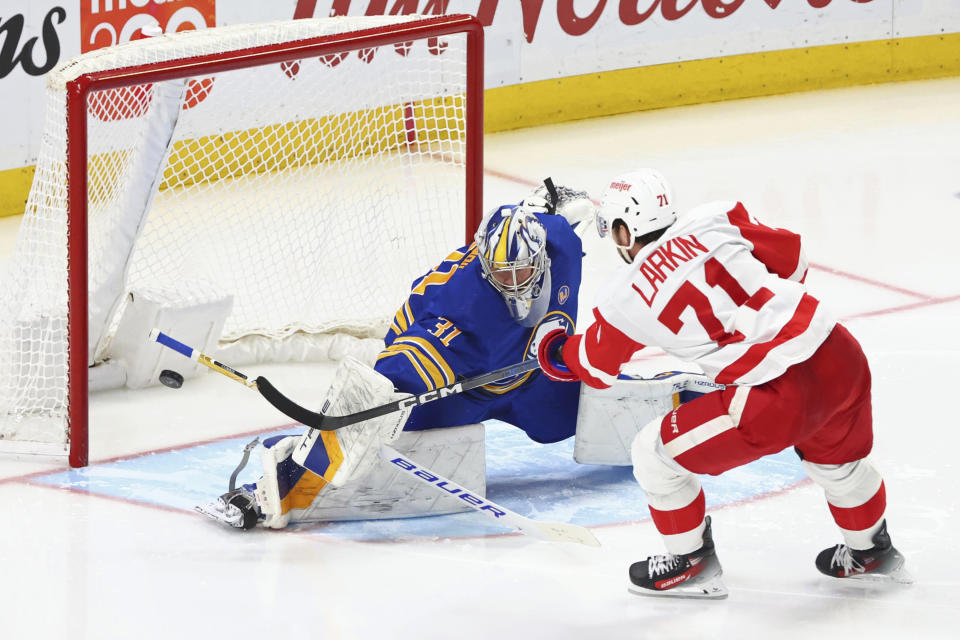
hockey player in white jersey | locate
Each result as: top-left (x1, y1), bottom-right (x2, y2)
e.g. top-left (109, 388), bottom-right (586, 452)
top-left (537, 169), bottom-right (909, 598)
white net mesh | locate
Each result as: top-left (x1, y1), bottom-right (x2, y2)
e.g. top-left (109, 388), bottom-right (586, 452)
top-left (0, 17), bottom-right (473, 453)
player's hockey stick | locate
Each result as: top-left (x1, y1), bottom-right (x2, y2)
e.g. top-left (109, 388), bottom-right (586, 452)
top-left (152, 329), bottom-right (599, 546)
top-left (382, 445), bottom-right (600, 547)
top-left (150, 329), bottom-right (540, 431)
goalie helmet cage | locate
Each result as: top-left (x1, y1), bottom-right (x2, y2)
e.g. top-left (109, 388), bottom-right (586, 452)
top-left (0, 15), bottom-right (484, 467)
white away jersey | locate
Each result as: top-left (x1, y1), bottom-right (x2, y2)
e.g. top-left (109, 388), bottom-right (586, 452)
top-left (565, 201), bottom-right (835, 387)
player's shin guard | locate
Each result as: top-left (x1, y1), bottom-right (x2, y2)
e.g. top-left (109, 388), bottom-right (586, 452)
top-left (628, 515), bottom-right (727, 599)
top-left (815, 520), bottom-right (912, 583)
top-left (803, 459), bottom-right (912, 583)
top-left (804, 460), bottom-right (886, 545)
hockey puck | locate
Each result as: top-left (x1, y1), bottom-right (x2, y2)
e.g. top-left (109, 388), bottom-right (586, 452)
top-left (159, 369), bottom-right (184, 389)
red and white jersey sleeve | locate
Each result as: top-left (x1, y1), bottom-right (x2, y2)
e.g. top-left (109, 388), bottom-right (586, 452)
top-left (725, 202), bottom-right (808, 283)
top-left (564, 201), bottom-right (834, 388)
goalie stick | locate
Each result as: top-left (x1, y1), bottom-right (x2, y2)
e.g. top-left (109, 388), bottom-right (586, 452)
top-left (150, 329), bottom-right (540, 431)
top-left (151, 329), bottom-right (600, 546)
top-left (382, 445), bottom-right (600, 546)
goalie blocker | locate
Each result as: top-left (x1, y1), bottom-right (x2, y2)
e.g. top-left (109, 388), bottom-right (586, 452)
top-left (198, 359), bottom-right (721, 529)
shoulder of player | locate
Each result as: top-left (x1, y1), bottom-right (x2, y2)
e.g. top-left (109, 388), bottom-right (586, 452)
top-left (423, 262), bottom-right (494, 312)
top-left (672, 200), bottom-right (741, 230)
top-left (665, 200), bottom-right (758, 248)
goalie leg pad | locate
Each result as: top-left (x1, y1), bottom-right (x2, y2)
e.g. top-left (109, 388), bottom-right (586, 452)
top-left (254, 425), bottom-right (487, 527)
top-left (293, 423), bottom-right (486, 522)
top-left (292, 356), bottom-right (412, 487)
top-left (256, 434), bottom-right (305, 529)
top-left (259, 423), bottom-right (485, 524)
top-left (574, 372), bottom-right (722, 465)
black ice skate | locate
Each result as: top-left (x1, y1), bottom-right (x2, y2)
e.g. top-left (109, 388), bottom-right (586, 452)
top-left (628, 515), bottom-right (728, 599)
top-left (815, 520), bottom-right (912, 583)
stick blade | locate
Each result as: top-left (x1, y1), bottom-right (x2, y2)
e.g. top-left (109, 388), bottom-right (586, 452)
top-left (523, 521), bottom-right (601, 547)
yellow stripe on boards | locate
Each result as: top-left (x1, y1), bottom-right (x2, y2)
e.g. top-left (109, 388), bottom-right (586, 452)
top-left (485, 32), bottom-right (960, 132)
top-left (160, 96), bottom-right (463, 192)
top-left (0, 166), bottom-right (34, 217)
top-left (3, 33), bottom-right (958, 218)
top-left (1, 94), bottom-right (463, 218)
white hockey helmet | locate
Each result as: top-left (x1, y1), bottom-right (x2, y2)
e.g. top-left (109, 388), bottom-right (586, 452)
top-left (476, 204), bottom-right (550, 322)
top-left (596, 169), bottom-right (676, 262)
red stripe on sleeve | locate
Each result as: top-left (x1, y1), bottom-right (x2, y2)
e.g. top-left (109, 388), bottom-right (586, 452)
top-left (727, 202), bottom-right (804, 281)
top-left (648, 489), bottom-right (706, 536)
top-left (561, 334), bottom-right (607, 388)
top-left (715, 294), bottom-right (819, 384)
top-left (562, 308), bottom-right (645, 389)
top-left (828, 482), bottom-right (886, 531)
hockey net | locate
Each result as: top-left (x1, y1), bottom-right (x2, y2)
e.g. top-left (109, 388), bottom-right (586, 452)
top-left (0, 15), bottom-right (483, 466)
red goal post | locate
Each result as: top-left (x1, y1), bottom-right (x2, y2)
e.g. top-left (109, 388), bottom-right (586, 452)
top-left (0, 15), bottom-right (484, 467)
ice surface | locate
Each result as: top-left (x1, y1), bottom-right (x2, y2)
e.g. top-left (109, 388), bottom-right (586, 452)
top-left (2, 77), bottom-right (959, 639)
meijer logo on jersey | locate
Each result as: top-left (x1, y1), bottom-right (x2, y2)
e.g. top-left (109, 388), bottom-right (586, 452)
top-left (81, 1), bottom-right (217, 120)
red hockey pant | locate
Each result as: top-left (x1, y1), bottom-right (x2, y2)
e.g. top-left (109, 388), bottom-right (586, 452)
top-left (639, 325), bottom-right (886, 552)
top-left (665, 323), bottom-right (873, 472)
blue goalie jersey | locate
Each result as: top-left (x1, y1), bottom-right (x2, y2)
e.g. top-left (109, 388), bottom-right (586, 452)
top-left (374, 209), bottom-right (583, 444)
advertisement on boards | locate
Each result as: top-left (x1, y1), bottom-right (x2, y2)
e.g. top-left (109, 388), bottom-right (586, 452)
top-left (0, 0), bottom-right (293, 175)
top-left (291, 1), bottom-right (958, 87)
top-left (1, 3), bottom-right (77, 175)
top-left (1, 0), bottom-right (958, 189)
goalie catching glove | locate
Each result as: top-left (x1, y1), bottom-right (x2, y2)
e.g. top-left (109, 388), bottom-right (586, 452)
top-left (196, 357), bottom-right (413, 530)
top-left (521, 178), bottom-right (595, 232)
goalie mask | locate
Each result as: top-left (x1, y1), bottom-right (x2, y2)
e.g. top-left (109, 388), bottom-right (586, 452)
top-left (596, 168), bottom-right (677, 263)
top-left (476, 205), bottom-right (550, 323)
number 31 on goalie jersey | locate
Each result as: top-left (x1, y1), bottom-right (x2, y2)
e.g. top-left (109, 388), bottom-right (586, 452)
top-left (428, 318), bottom-right (462, 347)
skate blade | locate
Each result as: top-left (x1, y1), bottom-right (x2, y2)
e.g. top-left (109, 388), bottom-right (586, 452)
top-left (628, 575), bottom-right (729, 600)
top-left (845, 560), bottom-right (914, 585)
top-left (194, 501), bottom-right (244, 528)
